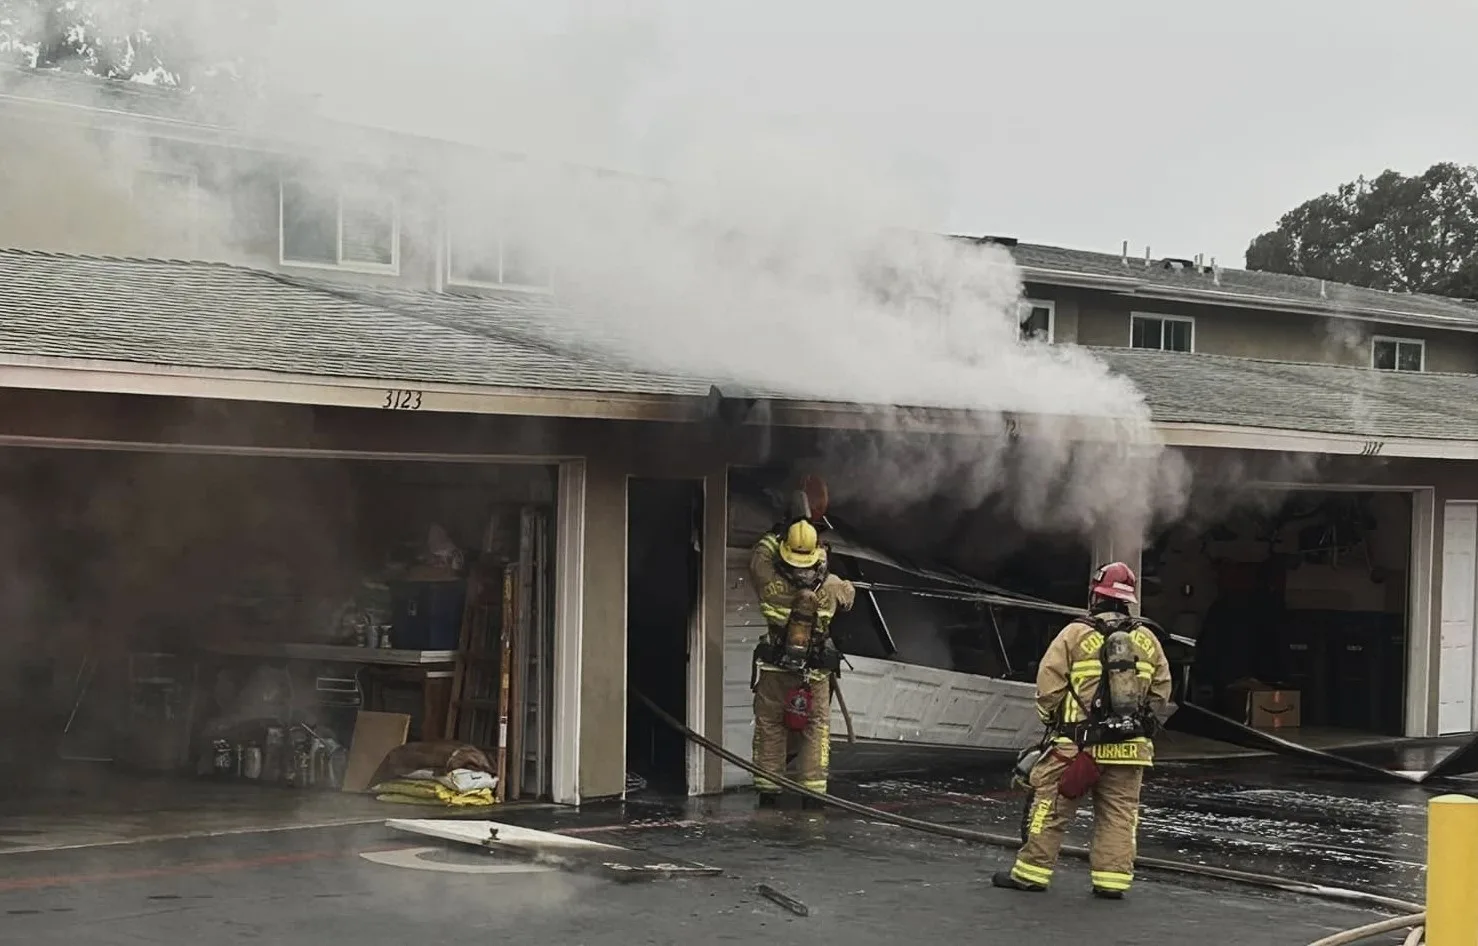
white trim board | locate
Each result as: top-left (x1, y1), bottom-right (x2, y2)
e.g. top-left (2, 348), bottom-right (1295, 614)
top-left (0, 433), bottom-right (572, 463)
top-left (386, 818), bottom-right (625, 853)
top-left (0, 356), bottom-right (697, 423)
top-left (686, 473), bottom-right (714, 796)
top-left (1157, 423), bottom-right (1478, 460)
top-left (1409, 488), bottom-right (1437, 737)
top-left (552, 459), bottom-right (586, 806)
top-left (5, 355), bottom-right (1478, 460)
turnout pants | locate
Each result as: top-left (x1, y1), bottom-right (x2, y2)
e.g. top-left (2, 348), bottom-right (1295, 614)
top-left (1010, 746), bottom-right (1144, 894)
top-left (751, 665), bottom-right (831, 794)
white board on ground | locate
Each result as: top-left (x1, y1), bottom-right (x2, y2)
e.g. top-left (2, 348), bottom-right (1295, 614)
top-left (360, 846), bottom-right (559, 875)
top-left (386, 819), bottom-right (628, 853)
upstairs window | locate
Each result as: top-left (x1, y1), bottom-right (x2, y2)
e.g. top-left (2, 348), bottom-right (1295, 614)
top-left (1372, 336), bottom-right (1425, 372)
top-left (280, 179), bottom-right (398, 272)
top-left (445, 215), bottom-right (552, 291)
top-left (1131, 313), bottom-right (1194, 352)
top-left (1018, 299), bottom-right (1054, 342)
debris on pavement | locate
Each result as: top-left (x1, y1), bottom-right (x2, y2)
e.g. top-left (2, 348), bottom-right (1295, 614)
top-left (756, 883), bottom-right (810, 917)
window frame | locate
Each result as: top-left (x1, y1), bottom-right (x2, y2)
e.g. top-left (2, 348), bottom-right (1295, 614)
top-left (1129, 312), bottom-right (1196, 353)
top-left (443, 218), bottom-right (554, 295)
top-left (277, 178), bottom-right (401, 276)
top-left (1371, 335), bottom-right (1426, 372)
top-left (1018, 298), bottom-right (1055, 343)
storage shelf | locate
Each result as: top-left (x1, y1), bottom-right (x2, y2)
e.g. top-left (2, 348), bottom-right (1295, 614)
top-left (203, 642), bottom-right (457, 666)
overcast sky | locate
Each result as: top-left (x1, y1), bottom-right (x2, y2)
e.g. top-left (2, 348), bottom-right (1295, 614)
top-left (284, 0), bottom-right (1478, 267)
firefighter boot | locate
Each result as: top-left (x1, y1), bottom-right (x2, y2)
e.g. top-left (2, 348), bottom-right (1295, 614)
top-left (756, 792), bottom-right (780, 809)
top-left (991, 871), bottom-right (1045, 893)
top-left (801, 796), bottom-right (826, 811)
top-left (1092, 887), bottom-right (1125, 900)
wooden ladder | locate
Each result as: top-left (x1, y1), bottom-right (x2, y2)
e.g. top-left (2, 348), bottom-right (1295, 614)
top-left (443, 557), bottom-right (515, 802)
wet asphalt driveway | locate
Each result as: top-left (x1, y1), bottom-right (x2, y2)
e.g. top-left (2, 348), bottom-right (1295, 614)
top-left (846, 754), bottom-right (1434, 902)
top-left (0, 757), bottom-right (1444, 946)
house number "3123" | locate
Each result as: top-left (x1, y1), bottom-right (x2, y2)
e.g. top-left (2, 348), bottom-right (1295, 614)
top-left (382, 389), bottom-right (423, 410)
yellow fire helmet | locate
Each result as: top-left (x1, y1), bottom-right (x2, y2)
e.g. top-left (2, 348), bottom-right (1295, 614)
top-left (779, 519), bottom-right (824, 569)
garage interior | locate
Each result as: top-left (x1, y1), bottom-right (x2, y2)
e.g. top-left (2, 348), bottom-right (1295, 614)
top-left (728, 467), bottom-right (1091, 681)
top-left (1143, 488), bottom-right (1413, 747)
top-left (0, 446), bottom-right (557, 851)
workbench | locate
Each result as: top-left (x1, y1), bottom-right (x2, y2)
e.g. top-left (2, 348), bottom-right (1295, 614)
top-left (201, 642), bottom-right (456, 741)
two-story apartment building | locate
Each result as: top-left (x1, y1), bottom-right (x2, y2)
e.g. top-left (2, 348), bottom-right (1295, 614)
top-left (6, 65), bottom-right (1478, 827)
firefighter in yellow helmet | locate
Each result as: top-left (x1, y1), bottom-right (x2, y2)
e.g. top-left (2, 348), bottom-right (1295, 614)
top-left (993, 562), bottom-right (1174, 899)
top-left (749, 516), bottom-right (856, 808)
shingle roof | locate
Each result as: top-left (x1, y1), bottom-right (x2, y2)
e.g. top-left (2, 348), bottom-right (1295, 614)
top-left (4, 248), bottom-right (1478, 443)
top-left (1095, 347), bottom-right (1478, 441)
top-left (0, 249), bottom-right (707, 397)
top-left (6, 68), bottom-right (1474, 333)
top-left (1009, 241), bottom-right (1478, 328)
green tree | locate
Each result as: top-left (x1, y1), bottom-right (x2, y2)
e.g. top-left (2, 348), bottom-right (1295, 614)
top-left (1246, 162), bottom-right (1478, 299)
top-left (0, 0), bottom-right (265, 91)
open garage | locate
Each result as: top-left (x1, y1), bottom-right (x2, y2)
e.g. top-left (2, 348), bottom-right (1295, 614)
top-left (0, 443), bottom-right (563, 848)
top-left (1143, 487), bottom-right (1419, 745)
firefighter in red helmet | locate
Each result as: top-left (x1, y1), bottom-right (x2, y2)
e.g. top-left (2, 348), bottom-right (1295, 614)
top-left (993, 561), bottom-right (1173, 899)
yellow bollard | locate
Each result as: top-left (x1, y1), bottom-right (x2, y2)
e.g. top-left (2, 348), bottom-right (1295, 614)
top-left (1426, 794), bottom-right (1478, 946)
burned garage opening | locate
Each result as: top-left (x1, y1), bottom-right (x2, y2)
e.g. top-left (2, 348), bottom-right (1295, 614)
top-left (721, 467), bottom-right (1091, 788)
top-left (1146, 489), bottom-right (1414, 746)
top-left (0, 447), bottom-right (558, 819)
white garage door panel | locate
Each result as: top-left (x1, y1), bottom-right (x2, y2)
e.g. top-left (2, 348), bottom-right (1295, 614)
top-left (719, 555), bottom-right (1040, 786)
top-left (830, 657), bottom-right (1039, 747)
top-left (1438, 502), bottom-right (1478, 735)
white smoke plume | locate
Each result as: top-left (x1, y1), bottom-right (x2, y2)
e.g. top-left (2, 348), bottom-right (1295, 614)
top-left (8, 0), bottom-right (1193, 548)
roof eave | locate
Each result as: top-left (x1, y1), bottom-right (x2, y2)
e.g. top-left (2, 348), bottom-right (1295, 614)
top-left (0, 352), bottom-right (707, 423)
top-left (1019, 266), bottom-right (1144, 292)
top-left (0, 91), bottom-right (452, 166)
top-left (1157, 421), bottom-right (1478, 461)
top-left (5, 353), bottom-right (1476, 462)
top-left (1019, 265), bottom-right (1478, 333)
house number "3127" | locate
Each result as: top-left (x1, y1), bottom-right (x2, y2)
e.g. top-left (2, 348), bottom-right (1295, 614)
top-left (382, 389), bottom-right (423, 410)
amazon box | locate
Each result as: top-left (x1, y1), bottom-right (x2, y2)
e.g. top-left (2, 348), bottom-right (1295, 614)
top-left (1226, 679), bottom-right (1302, 730)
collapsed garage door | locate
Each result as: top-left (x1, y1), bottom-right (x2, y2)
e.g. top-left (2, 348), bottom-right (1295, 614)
top-left (720, 470), bottom-right (1091, 788)
top-left (1144, 488), bottom-right (1416, 748)
top-left (0, 446), bottom-right (558, 808)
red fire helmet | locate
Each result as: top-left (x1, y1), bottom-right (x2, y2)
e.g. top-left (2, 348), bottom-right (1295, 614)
top-left (1090, 561), bottom-right (1139, 604)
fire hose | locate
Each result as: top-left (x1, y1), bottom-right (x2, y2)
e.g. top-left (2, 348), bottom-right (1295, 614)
top-left (1305, 915), bottom-right (1425, 946)
top-left (632, 690), bottom-right (1425, 930)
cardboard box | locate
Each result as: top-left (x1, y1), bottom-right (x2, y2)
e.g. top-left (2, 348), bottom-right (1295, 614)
top-left (1226, 678), bottom-right (1302, 730)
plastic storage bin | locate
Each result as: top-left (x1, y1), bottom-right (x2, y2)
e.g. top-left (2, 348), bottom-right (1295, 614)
top-left (389, 580), bottom-right (467, 651)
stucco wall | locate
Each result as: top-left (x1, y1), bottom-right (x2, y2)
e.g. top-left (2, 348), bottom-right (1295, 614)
top-left (1073, 297), bottom-right (1478, 373)
top-left (577, 453), bottom-right (628, 800)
